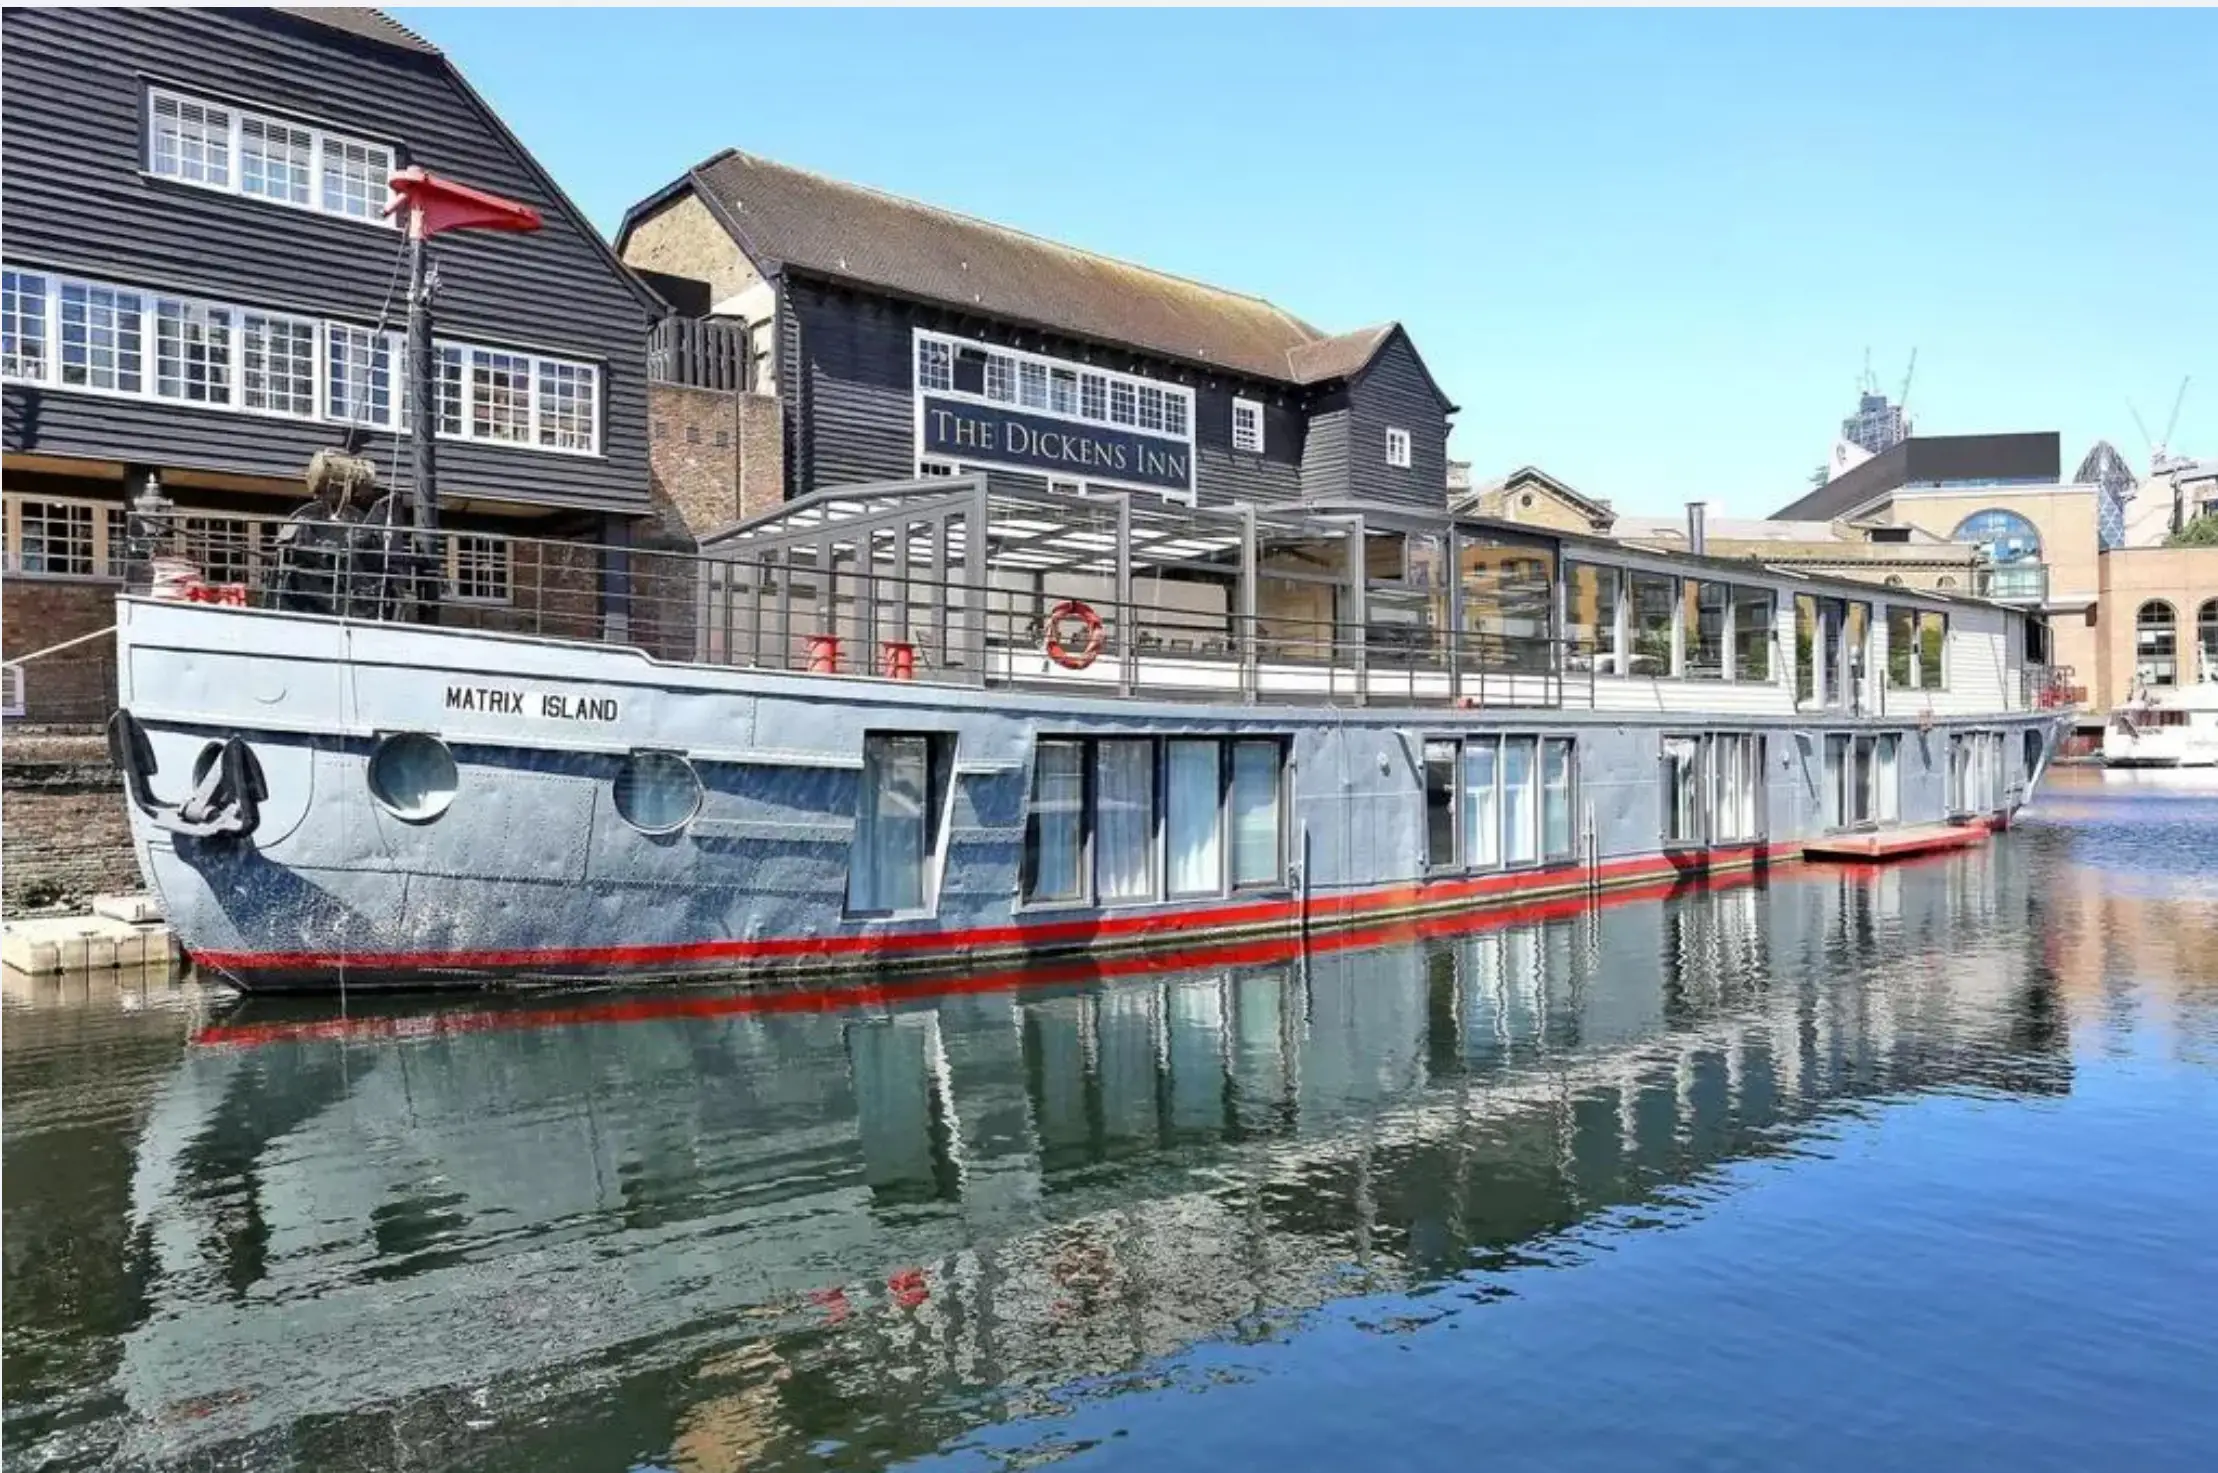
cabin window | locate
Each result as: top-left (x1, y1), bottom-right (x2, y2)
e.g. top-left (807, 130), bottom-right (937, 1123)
top-left (1733, 587), bottom-right (1774, 682)
top-left (1166, 740), bottom-right (1224, 896)
top-left (1423, 739), bottom-right (1460, 870)
top-left (1845, 602), bottom-right (1872, 708)
top-left (1023, 740), bottom-right (1087, 902)
top-left (1794, 595), bottom-right (1819, 702)
top-left (1663, 736), bottom-right (1703, 845)
top-left (368, 732), bottom-right (458, 824)
top-left (1386, 427), bottom-right (1412, 469)
top-left (1232, 398), bottom-right (1265, 453)
top-left (1886, 606), bottom-right (1917, 688)
top-left (850, 733), bottom-right (948, 915)
top-left (1875, 734), bottom-right (1900, 824)
top-left (1821, 734), bottom-right (1849, 829)
top-left (1542, 737), bottom-right (1576, 860)
top-left (1628, 573), bottom-right (1677, 677)
top-left (1685, 580), bottom-right (1728, 680)
top-left (1025, 736), bottom-right (1287, 905)
top-left (1502, 735), bottom-right (1540, 866)
top-left (1461, 738), bottom-right (1501, 867)
top-left (614, 751), bottom-right (703, 835)
top-left (1094, 739), bottom-right (1158, 902)
top-left (1228, 740), bottom-right (1285, 888)
top-left (1564, 562), bottom-right (1620, 675)
top-left (1918, 613), bottom-right (1949, 690)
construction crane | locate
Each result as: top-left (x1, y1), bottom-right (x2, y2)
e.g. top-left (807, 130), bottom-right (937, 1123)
top-left (1897, 348), bottom-right (1918, 419)
top-left (2130, 376), bottom-right (2193, 473)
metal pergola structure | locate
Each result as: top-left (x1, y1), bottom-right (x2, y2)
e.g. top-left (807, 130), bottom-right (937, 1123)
top-left (694, 475), bottom-right (1570, 705)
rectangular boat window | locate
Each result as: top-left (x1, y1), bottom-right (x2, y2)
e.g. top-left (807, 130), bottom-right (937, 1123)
top-left (1851, 735), bottom-right (1876, 826)
top-left (1229, 740), bottom-right (1284, 888)
top-left (1024, 740), bottom-right (1087, 903)
top-left (1565, 562), bottom-right (1619, 675)
top-left (1734, 587), bottom-right (1774, 683)
top-left (1822, 733), bottom-right (1849, 830)
top-left (1663, 736), bottom-right (1703, 845)
top-left (1541, 738), bottom-right (1575, 861)
top-left (1502, 735), bottom-right (1539, 865)
top-left (1095, 739), bottom-right (1159, 903)
top-left (1462, 736), bottom-right (1500, 868)
top-left (1795, 595), bottom-right (1819, 703)
top-left (1711, 734), bottom-right (1743, 843)
top-left (1846, 602), bottom-right (1872, 710)
top-left (1739, 734), bottom-right (1764, 839)
top-left (1820, 599), bottom-right (1847, 708)
top-left (1886, 606), bottom-right (1917, 689)
top-left (851, 734), bottom-right (941, 915)
top-left (1628, 573), bottom-right (1677, 677)
top-left (1423, 739), bottom-right (1459, 869)
top-left (1685, 580), bottom-right (1728, 680)
top-left (1919, 612), bottom-right (1947, 690)
top-left (1876, 733), bottom-right (1900, 824)
top-left (1167, 739), bottom-right (1224, 896)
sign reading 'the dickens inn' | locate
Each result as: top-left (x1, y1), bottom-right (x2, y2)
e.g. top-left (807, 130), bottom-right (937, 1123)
top-left (921, 398), bottom-right (1193, 495)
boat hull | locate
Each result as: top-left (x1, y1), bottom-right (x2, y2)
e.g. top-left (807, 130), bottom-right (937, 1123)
top-left (113, 597), bottom-right (2066, 995)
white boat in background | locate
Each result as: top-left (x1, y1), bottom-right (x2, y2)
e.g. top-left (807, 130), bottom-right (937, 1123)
top-left (2102, 683), bottom-right (2218, 768)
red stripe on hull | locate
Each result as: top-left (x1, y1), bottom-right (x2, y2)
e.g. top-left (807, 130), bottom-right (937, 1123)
top-left (189, 845), bottom-right (1779, 990)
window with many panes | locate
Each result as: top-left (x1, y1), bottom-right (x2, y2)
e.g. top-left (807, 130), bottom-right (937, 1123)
top-left (1080, 372), bottom-right (1108, 421)
top-left (536, 361), bottom-right (597, 452)
top-left (1232, 398), bottom-right (1264, 453)
top-left (181, 517), bottom-right (258, 586)
top-left (149, 87), bottom-right (395, 227)
top-left (154, 299), bottom-right (232, 404)
top-left (1137, 384), bottom-right (1167, 432)
top-left (326, 324), bottom-right (393, 427)
top-left (1424, 733), bottom-right (1575, 870)
top-left (916, 337), bottom-right (953, 392)
top-left (983, 354), bottom-right (1015, 403)
top-left (240, 311), bottom-right (316, 415)
top-left (470, 350), bottom-right (532, 442)
top-left (449, 534), bottom-right (512, 604)
top-left (2, 270), bottom-right (49, 381)
top-left (1663, 732), bottom-right (1765, 846)
top-left (60, 282), bottom-right (144, 392)
top-left (1386, 426), bottom-right (1412, 469)
top-left (15, 500), bottom-right (96, 576)
top-left (1108, 379), bottom-right (1137, 426)
top-left (1018, 360), bottom-right (1049, 410)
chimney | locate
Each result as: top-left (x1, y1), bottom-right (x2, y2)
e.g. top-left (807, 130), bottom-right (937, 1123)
top-left (1686, 501), bottom-right (1708, 555)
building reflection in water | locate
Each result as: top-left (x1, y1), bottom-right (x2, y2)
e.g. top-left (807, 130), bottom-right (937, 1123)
top-left (6, 843), bottom-right (2086, 1473)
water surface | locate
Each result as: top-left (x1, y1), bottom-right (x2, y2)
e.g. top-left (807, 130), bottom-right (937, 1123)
top-left (6, 767), bottom-right (2217, 1471)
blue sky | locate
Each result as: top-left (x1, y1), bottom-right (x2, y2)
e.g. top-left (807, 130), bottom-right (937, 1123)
top-left (400, 6), bottom-right (2214, 517)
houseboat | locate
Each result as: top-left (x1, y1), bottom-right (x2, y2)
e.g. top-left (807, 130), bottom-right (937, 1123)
top-left (2102, 682), bottom-right (2218, 767)
top-left (110, 468), bottom-right (2065, 993)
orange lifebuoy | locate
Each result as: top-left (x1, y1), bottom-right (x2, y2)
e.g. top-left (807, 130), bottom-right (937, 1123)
top-left (1045, 600), bottom-right (1104, 671)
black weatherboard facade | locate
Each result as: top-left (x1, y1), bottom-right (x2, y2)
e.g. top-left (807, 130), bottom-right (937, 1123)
top-left (0, 6), bottom-right (655, 521)
top-left (615, 149), bottom-right (1457, 519)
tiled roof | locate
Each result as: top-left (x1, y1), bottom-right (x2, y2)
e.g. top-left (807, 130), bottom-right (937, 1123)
top-left (273, 8), bottom-right (440, 55)
top-left (686, 150), bottom-right (1382, 386)
top-left (1285, 325), bottom-right (1395, 385)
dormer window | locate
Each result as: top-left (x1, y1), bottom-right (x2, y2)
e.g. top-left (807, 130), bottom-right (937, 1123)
top-left (146, 86), bottom-right (398, 226)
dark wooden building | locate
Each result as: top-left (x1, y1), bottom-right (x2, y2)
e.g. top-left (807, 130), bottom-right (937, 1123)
top-left (616, 149), bottom-right (1458, 536)
top-left (1, 6), bottom-right (658, 722)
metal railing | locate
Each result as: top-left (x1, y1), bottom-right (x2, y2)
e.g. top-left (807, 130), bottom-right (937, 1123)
top-left (128, 519), bottom-right (1593, 711)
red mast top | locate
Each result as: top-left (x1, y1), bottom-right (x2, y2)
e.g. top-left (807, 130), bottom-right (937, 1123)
top-left (383, 166), bottom-right (542, 241)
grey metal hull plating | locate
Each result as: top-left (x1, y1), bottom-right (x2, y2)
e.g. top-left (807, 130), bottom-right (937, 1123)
top-left (112, 597), bottom-right (2063, 993)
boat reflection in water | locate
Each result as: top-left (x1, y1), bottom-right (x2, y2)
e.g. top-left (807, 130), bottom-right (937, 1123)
top-left (110, 849), bottom-right (2068, 1471)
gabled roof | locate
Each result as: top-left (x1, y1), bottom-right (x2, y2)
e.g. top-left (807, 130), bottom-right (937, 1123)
top-left (1454, 464), bottom-right (1615, 523)
top-left (273, 8), bottom-right (439, 55)
top-left (623, 150), bottom-right (1436, 391)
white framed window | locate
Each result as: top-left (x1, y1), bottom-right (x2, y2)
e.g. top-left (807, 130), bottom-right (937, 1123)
top-left (326, 323), bottom-right (393, 427)
top-left (1164, 393), bottom-right (1188, 437)
top-left (469, 350), bottom-right (532, 442)
top-left (319, 137), bottom-right (395, 222)
top-left (2, 663), bottom-right (24, 720)
top-left (1386, 426), bottom-right (1412, 469)
top-left (13, 500), bottom-right (97, 576)
top-left (449, 534), bottom-right (513, 605)
top-left (181, 516), bottom-right (260, 585)
top-left (240, 310), bottom-right (317, 416)
top-left (4, 269), bottom-right (51, 381)
top-left (435, 344), bottom-right (467, 434)
top-left (916, 336), bottom-right (952, 391)
top-left (1079, 372), bottom-right (1107, 421)
top-left (147, 86), bottom-right (396, 228)
top-left (1232, 397), bottom-right (1265, 453)
top-left (239, 115), bottom-right (314, 207)
top-left (1108, 379), bottom-right (1136, 425)
top-left (154, 299), bottom-right (232, 404)
top-left (150, 93), bottom-right (231, 188)
top-left (1018, 359), bottom-right (1049, 410)
top-left (59, 281), bottom-right (144, 392)
top-left (1136, 383), bottom-right (1167, 432)
top-left (536, 360), bottom-right (597, 452)
top-left (1050, 366), bottom-right (1077, 415)
top-left (983, 352), bottom-right (1015, 403)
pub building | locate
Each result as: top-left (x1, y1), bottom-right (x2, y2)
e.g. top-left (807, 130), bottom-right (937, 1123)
top-left (615, 148), bottom-right (1460, 531)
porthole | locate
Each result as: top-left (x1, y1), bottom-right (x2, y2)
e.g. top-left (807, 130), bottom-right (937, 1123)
top-left (368, 732), bottom-right (458, 823)
top-left (615, 750), bottom-right (702, 834)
